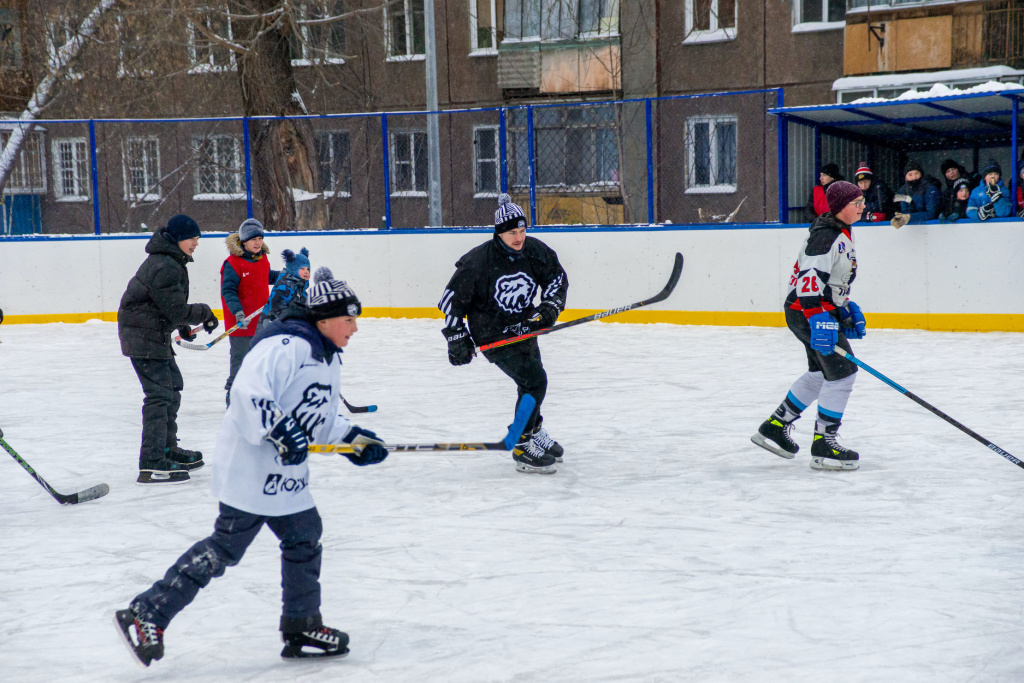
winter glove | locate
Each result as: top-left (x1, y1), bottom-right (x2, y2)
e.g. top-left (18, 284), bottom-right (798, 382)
top-left (947, 212), bottom-right (960, 223)
top-left (443, 325), bottom-right (474, 366)
top-left (177, 325), bottom-right (197, 342)
top-left (890, 213), bottom-right (910, 229)
top-left (840, 301), bottom-right (867, 340)
top-left (863, 211), bottom-right (875, 222)
top-left (266, 413), bottom-right (310, 466)
top-left (1018, 206), bottom-right (1024, 219)
top-left (527, 301), bottom-right (560, 331)
top-left (201, 308), bottom-right (220, 333)
top-left (808, 311), bottom-right (839, 356)
top-left (233, 311), bottom-right (247, 329)
top-left (986, 182), bottom-right (1003, 202)
top-left (341, 426), bottom-right (389, 466)
top-left (979, 203), bottom-right (996, 221)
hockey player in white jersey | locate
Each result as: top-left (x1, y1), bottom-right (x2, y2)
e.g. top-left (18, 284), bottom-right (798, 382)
top-left (751, 181), bottom-right (867, 471)
top-left (115, 269), bottom-right (388, 666)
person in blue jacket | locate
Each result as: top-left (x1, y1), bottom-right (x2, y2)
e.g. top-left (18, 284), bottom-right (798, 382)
top-left (891, 160), bottom-right (942, 228)
top-left (966, 160), bottom-right (1014, 222)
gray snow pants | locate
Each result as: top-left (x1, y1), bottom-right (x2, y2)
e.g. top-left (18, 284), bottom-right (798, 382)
top-left (130, 357), bottom-right (183, 466)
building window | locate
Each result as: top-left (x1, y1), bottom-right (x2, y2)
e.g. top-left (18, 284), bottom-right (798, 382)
top-left (52, 138), bottom-right (90, 201)
top-left (386, 0), bottom-right (425, 60)
top-left (390, 130), bottom-right (428, 195)
top-left (508, 105), bottom-right (620, 192)
top-left (187, 7), bottom-right (235, 72)
top-left (123, 136), bottom-right (161, 202)
top-left (683, 0), bottom-right (736, 44)
top-left (193, 135), bottom-right (243, 198)
top-left (470, 0), bottom-right (497, 54)
top-left (0, 7), bottom-right (21, 68)
top-left (0, 129), bottom-right (45, 193)
top-left (686, 116), bottom-right (737, 193)
top-left (579, 0), bottom-right (619, 37)
top-left (292, 1), bottom-right (346, 65)
top-left (317, 131), bottom-right (351, 196)
top-left (793, 0), bottom-right (845, 32)
top-left (474, 125), bottom-right (500, 196)
top-left (504, 0), bottom-right (619, 42)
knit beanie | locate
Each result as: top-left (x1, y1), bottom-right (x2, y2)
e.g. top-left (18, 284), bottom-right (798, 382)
top-left (825, 180), bottom-right (863, 215)
top-left (307, 268), bottom-right (361, 320)
top-left (165, 214), bottom-right (201, 242)
top-left (940, 159), bottom-right (960, 175)
top-left (282, 247), bottom-right (310, 276)
top-left (854, 161), bottom-right (873, 182)
top-left (494, 193), bottom-right (528, 235)
top-left (820, 163), bottom-right (841, 180)
top-left (904, 160), bottom-right (923, 176)
top-left (952, 178), bottom-right (971, 196)
top-left (238, 218), bottom-right (264, 243)
top-left (980, 159), bottom-right (1002, 178)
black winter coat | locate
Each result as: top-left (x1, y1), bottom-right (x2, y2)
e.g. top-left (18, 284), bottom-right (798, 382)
top-left (118, 230), bottom-right (212, 359)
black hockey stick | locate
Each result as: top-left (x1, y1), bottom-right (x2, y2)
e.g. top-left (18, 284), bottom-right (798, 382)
top-left (833, 348), bottom-right (1023, 470)
top-left (310, 395), bottom-right (535, 454)
top-left (342, 395), bottom-right (377, 414)
top-left (478, 252), bottom-right (684, 352)
top-left (0, 428), bottom-right (110, 504)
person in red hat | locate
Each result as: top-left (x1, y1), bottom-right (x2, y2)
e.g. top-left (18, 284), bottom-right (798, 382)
top-left (852, 162), bottom-right (892, 222)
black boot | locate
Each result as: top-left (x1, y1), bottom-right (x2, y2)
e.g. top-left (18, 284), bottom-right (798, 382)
top-left (281, 626), bottom-right (350, 660)
top-left (751, 416), bottom-right (799, 459)
top-left (114, 603), bottom-right (165, 667)
top-left (167, 446), bottom-right (204, 471)
top-left (512, 435), bottom-right (557, 474)
top-left (137, 457), bottom-right (190, 484)
top-left (810, 424), bottom-right (860, 471)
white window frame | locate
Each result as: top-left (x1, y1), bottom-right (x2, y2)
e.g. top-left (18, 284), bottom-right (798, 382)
top-left (389, 130), bottom-right (428, 196)
top-left (473, 124), bottom-right (501, 197)
top-left (51, 137), bottom-right (90, 202)
top-left (792, 0), bottom-right (845, 34)
top-left (469, 0), bottom-right (498, 56)
top-left (291, 1), bottom-right (346, 66)
top-left (192, 134), bottom-right (245, 200)
top-left (683, 0), bottom-right (736, 45)
top-left (122, 136), bottom-right (161, 203)
top-left (385, 0), bottom-right (426, 62)
top-left (317, 130), bottom-right (352, 197)
top-left (187, 6), bottom-right (236, 73)
top-left (0, 129), bottom-right (46, 194)
top-left (684, 115), bottom-right (737, 195)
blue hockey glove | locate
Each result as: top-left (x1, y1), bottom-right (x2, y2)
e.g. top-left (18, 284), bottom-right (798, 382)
top-left (342, 426), bottom-right (389, 466)
top-left (266, 414), bottom-right (309, 466)
top-left (808, 311), bottom-right (839, 356)
top-left (840, 301), bottom-right (867, 340)
top-left (527, 301), bottom-right (560, 331)
top-left (443, 325), bottom-right (474, 366)
top-left (233, 311), bottom-right (247, 329)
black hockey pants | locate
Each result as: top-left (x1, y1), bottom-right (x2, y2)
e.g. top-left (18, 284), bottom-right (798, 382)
top-left (130, 357), bottom-right (183, 466)
top-left (133, 503), bottom-right (324, 632)
top-left (483, 337), bottom-right (547, 436)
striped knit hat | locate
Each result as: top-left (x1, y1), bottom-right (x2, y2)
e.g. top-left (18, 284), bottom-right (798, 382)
top-left (854, 162), bottom-right (873, 181)
top-left (307, 268), bottom-right (361, 320)
top-left (494, 193), bottom-right (527, 235)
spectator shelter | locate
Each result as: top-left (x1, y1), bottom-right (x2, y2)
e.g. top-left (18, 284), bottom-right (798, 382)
top-left (770, 86), bottom-right (1024, 223)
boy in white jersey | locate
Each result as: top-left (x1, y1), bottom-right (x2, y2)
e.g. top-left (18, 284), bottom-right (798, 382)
top-left (115, 269), bottom-right (388, 666)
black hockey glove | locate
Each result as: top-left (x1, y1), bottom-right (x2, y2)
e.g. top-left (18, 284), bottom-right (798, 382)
top-left (979, 203), bottom-right (996, 221)
top-left (527, 301), bottom-right (560, 331)
top-left (233, 310), bottom-right (247, 329)
top-left (177, 325), bottom-right (197, 342)
top-left (1018, 206), bottom-right (1024, 219)
top-left (986, 182), bottom-right (1003, 202)
top-left (267, 414), bottom-right (310, 466)
top-left (443, 325), bottom-right (475, 366)
top-left (341, 426), bottom-right (389, 466)
top-left (201, 307), bottom-right (220, 333)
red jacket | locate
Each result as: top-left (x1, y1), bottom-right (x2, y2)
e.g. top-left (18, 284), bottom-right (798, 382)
top-left (220, 234), bottom-right (274, 337)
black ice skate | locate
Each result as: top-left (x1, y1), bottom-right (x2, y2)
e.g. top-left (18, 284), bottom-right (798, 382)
top-left (512, 436), bottom-right (557, 474)
top-left (114, 605), bottom-right (164, 667)
top-left (810, 425), bottom-right (860, 471)
top-left (531, 426), bottom-right (564, 462)
top-left (751, 417), bottom-right (799, 459)
top-left (137, 458), bottom-right (190, 485)
top-left (281, 626), bottom-right (350, 660)
top-left (167, 445), bottom-right (204, 471)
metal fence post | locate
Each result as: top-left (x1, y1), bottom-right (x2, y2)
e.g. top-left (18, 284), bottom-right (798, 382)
top-left (88, 119), bottom-right (101, 235)
top-left (776, 89), bottom-right (788, 224)
top-left (499, 107), bottom-right (508, 194)
top-left (242, 117), bottom-right (253, 219)
top-left (645, 98), bottom-right (655, 225)
top-left (382, 113), bottom-right (392, 230)
top-left (527, 106), bottom-right (537, 227)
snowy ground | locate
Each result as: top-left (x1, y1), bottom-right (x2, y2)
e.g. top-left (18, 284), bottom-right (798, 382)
top-left (1, 319), bottom-right (1023, 682)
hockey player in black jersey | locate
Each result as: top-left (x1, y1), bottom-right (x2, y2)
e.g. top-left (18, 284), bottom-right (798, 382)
top-left (438, 194), bottom-right (568, 474)
top-left (751, 181), bottom-right (866, 471)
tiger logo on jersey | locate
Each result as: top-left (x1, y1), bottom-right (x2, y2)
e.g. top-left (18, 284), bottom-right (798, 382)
top-left (494, 272), bottom-right (537, 314)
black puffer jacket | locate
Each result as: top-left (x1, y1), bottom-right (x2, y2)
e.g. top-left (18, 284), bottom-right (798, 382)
top-left (118, 230), bottom-right (212, 359)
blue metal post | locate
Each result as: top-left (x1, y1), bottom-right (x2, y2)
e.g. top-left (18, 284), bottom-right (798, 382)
top-left (776, 89), bottom-right (788, 224)
top-left (1011, 97), bottom-right (1019, 214)
top-left (88, 120), bottom-right (101, 235)
top-left (499, 107), bottom-right (508, 193)
top-left (242, 117), bottom-right (253, 219)
top-left (381, 113), bottom-right (392, 230)
top-left (527, 106), bottom-right (537, 227)
top-left (645, 98), bottom-right (655, 224)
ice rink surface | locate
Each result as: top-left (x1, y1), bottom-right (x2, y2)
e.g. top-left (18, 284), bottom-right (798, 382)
top-left (1, 319), bottom-right (1022, 682)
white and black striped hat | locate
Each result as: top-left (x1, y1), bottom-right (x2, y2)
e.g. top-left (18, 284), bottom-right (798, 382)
top-left (494, 193), bottom-right (527, 235)
top-left (307, 267), bottom-right (361, 320)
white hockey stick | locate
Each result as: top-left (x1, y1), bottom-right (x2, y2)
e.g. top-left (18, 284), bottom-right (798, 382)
top-left (174, 309), bottom-right (261, 351)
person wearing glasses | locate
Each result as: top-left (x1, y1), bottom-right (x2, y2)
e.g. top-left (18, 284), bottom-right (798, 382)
top-left (751, 181), bottom-right (866, 472)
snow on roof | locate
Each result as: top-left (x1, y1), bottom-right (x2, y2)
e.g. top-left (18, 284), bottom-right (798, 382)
top-left (845, 80), bottom-right (1024, 105)
top-left (833, 66), bottom-right (1024, 91)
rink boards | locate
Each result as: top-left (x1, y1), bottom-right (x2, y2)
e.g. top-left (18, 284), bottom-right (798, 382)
top-left (0, 221), bottom-right (1020, 332)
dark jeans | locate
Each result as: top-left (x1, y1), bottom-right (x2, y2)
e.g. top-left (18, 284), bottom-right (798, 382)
top-left (225, 336), bottom-right (252, 394)
top-left (130, 357), bottom-right (183, 465)
top-left (483, 338), bottom-right (547, 436)
top-left (133, 503), bottom-right (324, 632)
top-left (785, 307), bottom-right (857, 381)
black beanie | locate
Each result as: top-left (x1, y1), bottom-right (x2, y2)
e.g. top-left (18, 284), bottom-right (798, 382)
top-left (820, 163), bottom-right (841, 180)
top-left (980, 159), bottom-right (1002, 178)
top-left (940, 159), bottom-right (960, 174)
top-left (494, 193), bottom-right (527, 235)
top-left (903, 160), bottom-right (923, 176)
top-left (165, 214), bottom-right (201, 241)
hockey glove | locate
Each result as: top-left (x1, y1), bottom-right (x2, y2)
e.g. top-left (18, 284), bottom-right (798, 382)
top-left (890, 213), bottom-right (910, 230)
top-left (808, 311), bottom-right (839, 356)
top-left (986, 183), bottom-right (1003, 202)
top-left (0, 308), bottom-right (4, 325)
top-left (341, 426), bottom-right (389, 466)
top-left (1018, 206), bottom-right (1024, 219)
top-left (527, 301), bottom-right (560, 331)
top-left (177, 325), bottom-right (197, 342)
top-left (233, 311), bottom-right (247, 329)
top-left (267, 413), bottom-right (310, 466)
top-left (201, 308), bottom-right (220, 333)
top-left (840, 301), bottom-right (867, 340)
top-left (978, 203), bottom-right (996, 221)
top-left (443, 325), bottom-right (475, 366)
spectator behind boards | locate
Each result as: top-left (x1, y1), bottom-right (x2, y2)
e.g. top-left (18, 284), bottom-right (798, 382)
top-left (1016, 160), bottom-right (1024, 218)
top-left (805, 163), bottom-right (844, 221)
top-left (890, 160), bottom-right (941, 228)
top-left (853, 162), bottom-right (892, 222)
top-left (939, 159), bottom-right (980, 208)
top-left (939, 178), bottom-right (971, 223)
top-left (258, 248), bottom-right (311, 331)
top-left (966, 159), bottom-right (1013, 222)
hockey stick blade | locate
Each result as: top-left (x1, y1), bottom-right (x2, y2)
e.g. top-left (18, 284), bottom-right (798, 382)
top-left (479, 252), bottom-right (683, 352)
top-left (0, 428), bottom-right (111, 505)
top-left (310, 395), bottom-right (535, 454)
top-left (833, 348), bottom-right (1023, 470)
top-left (175, 309), bottom-right (261, 351)
top-left (342, 396), bottom-right (378, 414)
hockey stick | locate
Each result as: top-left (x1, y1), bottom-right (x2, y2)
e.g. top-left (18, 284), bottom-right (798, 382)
top-left (833, 348), bottom-right (1023, 470)
top-left (478, 252), bottom-right (684, 353)
top-left (342, 395), bottom-right (377, 414)
top-left (0, 428), bottom-right (110, 504)
top-left (309, 394), bottom-right (535, 455)
top-left (174, 309), bottom-right (261, 351)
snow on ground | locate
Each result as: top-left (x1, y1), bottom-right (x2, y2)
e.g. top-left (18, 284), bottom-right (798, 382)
top-left (1, 319), bottom-right (1023, 681)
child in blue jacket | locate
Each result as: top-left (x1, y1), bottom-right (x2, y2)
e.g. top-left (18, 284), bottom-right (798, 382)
top-left (966, 160), bottom-right (1014, 221)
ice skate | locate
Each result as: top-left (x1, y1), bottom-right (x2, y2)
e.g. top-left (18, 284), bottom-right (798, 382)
top-left (810, 425), bottom-right (860, 471)
top-left (512, 436), bottom-right (557, 474)
top-left (751, 417), bottom-right (799, 459)
top-left (281, 626), bottom-right (350, 660)
top-left (137, 458), bottom-right (190, 485)
top-left (114, 604), bottom-right (164, 667)
top-left (531, 426), bottom-right (564, 462)
top-left (167, 445), bottom-right (204, 471)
